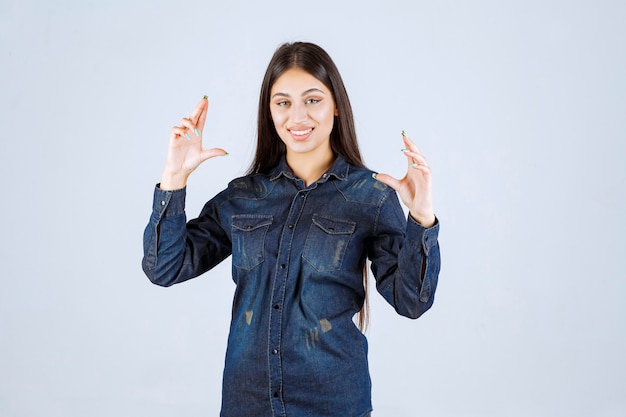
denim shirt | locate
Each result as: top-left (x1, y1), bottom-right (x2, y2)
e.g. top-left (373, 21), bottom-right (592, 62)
top-left (142, 156), bottom-right (440, 417)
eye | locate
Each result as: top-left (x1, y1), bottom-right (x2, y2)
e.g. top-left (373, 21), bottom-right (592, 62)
top-left (306, 98), bottom-right (321, 104)
top-left (275, 100), bottom-right (290, 107)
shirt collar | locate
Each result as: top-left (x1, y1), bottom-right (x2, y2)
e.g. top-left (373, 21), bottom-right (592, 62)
top-left (269, 155), bottom-right (350, 183)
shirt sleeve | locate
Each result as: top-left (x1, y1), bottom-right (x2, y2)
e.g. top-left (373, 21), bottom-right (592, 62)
top-left (367, 189), bottom-right (441, 319)
top-left (141, 185), bottom-right (232, 287)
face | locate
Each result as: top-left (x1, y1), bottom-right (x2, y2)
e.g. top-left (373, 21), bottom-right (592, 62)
top-left (270, 68), bottom-right (338, 161)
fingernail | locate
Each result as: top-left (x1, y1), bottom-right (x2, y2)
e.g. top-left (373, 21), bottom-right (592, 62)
top-left (410, 163), bottom-right (418, 167)
top-left (371, 173), bottom-right (378, 179)
top-left (185, 133), bottom-right (192, 141)
top-left (222, 151), bottom-right (229, 156)
top-left (401, 130), bottom-right (406, 137)
top-left (203, 95), bottom-right (208, 100)
top-left (401, 148), bottom-right (409, 153)
top-left (195, 129), bottom-right (200, 136)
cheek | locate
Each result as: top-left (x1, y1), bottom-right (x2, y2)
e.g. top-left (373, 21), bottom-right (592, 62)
top-left (321, 102), bottom-right (337, 118)
top-left (317, 107), bottom-right (335, 128)
top-left (270, 110), bottom-right (286, 128)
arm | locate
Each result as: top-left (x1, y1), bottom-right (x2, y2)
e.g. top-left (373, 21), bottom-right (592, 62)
top-left (368, 191), bottom-right (440, 319)
top-left (142, 186), bottom-right (232, 287)
top-left (141, 97), bottom-right (230, 286)
top-left (371, 131), bottom-right (440, 318)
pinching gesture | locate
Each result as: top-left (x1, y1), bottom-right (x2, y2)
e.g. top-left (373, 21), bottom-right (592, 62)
top-left (373, 132), bottom-right (436, 227)
top-left (160, 96), bottom-right (228, 190)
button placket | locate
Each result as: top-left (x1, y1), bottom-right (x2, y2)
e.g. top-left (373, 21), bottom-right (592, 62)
top-left (268, 190), bottom-right (306, 414)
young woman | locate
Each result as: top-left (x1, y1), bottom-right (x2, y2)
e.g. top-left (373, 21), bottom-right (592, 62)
top-left (142, 42), bottom-right (440, 417)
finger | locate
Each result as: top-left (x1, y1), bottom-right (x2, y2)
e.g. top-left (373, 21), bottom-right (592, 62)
top-left (410, 164), bottom-right (432, 177)
top-left (180, 117), bottom-right (196, 132)
top-left (170, 126), bottom-right (187, 140)
top-left (179, 117), bottom-right (201, 140)
top-left (402, 150), bottom-right (428, 166)
top-left (190, 96), bottom-right (208, 126)
top-left (199, 147), bottom-right (228, 163)
top-left (372, 172), bottom-right (401, 192)
top-left (402, 133), bottom-right (423, 155)
top-left (196, 96), bottom-right (209, 133)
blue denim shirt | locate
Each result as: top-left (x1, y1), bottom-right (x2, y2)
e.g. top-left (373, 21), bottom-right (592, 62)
top-left (142, 156), bottom-right (440, 417)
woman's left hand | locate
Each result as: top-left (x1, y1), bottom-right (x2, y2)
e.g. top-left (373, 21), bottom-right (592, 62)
top-left (373, 133), bottom-right (436, 228)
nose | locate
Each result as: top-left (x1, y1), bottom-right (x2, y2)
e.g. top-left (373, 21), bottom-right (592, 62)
top-left (290, 102), bottom-right (308, 124)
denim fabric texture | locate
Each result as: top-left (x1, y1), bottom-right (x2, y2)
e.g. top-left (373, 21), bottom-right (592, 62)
top-left (142, 156), bottom-right (441, 417)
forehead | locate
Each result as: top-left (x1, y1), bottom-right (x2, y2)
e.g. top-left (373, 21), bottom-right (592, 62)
top-left (271, 68), bottom-right (330, 94)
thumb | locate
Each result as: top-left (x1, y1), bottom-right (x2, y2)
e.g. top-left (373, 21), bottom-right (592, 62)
top-left (200, 147), bottom-right (229, 163)
top-left (373, 172), bottom-right (400, 191)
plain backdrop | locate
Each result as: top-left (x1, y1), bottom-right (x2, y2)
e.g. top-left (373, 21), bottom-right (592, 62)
top-left (1, 0), bottom-right (625, 416)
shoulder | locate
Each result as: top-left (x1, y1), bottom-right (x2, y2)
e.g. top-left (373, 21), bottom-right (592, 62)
top-left (227, 173), bottom-right (275, 199)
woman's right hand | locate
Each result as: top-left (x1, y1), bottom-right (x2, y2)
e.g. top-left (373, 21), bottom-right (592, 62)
top-left (160, 96), bottom-right (228, 190)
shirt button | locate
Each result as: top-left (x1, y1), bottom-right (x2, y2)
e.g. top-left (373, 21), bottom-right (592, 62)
top-left (273, 391), bottom-right (279, 398)
top-left (280, 264), bottom-right (286, 269)
top-left (273, 304), bottom-right (280, 310)
top-left (160, 201), bottom-right (165, 206)
top-left (272, 348), bottom-right (278, 355)
top-left (288, 224), bottom-right (294, 229)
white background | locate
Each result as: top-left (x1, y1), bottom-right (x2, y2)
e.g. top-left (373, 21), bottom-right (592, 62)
top-left (1, 1), bottom-right (624, 416)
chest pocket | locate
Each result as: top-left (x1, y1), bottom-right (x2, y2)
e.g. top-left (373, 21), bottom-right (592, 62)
top-left (231, 214), bottom-right (273, 271)
top-left (303, 214), bottom-right (356, 272)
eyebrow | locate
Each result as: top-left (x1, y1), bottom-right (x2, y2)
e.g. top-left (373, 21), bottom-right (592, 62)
top-left (271, 88), bottom-right (326, 99)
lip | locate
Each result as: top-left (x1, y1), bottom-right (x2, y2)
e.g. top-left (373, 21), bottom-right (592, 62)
top-left (288, 127), bottom-right (314, 140)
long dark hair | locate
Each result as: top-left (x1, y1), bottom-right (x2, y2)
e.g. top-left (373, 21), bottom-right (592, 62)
top-left (247, 42), bottom-right (365, 174)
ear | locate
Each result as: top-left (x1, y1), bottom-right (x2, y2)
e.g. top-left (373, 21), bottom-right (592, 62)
top-left (334, 107), bottom-right (339, 116)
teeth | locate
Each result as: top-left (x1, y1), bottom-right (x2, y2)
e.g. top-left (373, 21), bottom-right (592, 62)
top-left (291, 128), bottom-right (312, 135)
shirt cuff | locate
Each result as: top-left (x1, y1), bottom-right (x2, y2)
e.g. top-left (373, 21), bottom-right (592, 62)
top-left (152, 184), bottom-right (186, 217)
top-left (407, 215), bottom-right (439, 256)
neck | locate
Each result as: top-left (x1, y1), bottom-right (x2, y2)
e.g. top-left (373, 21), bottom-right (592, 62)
top-left (286, 149), bottom-right (335, 187)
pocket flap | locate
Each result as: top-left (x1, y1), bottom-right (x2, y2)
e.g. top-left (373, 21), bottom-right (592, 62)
top-left (312, 215), bottom-right (356, 235)
top-left (232, 215), bottom-right (273, 232)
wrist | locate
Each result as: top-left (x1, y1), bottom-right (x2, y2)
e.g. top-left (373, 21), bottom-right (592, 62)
top-left (159, 171), bottom-right (189, 191)
top-left (410, 211), bottom-right (436, 228)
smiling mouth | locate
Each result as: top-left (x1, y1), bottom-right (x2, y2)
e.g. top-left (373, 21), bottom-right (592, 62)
top-left (289, 128), bottom-right (313, 137)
